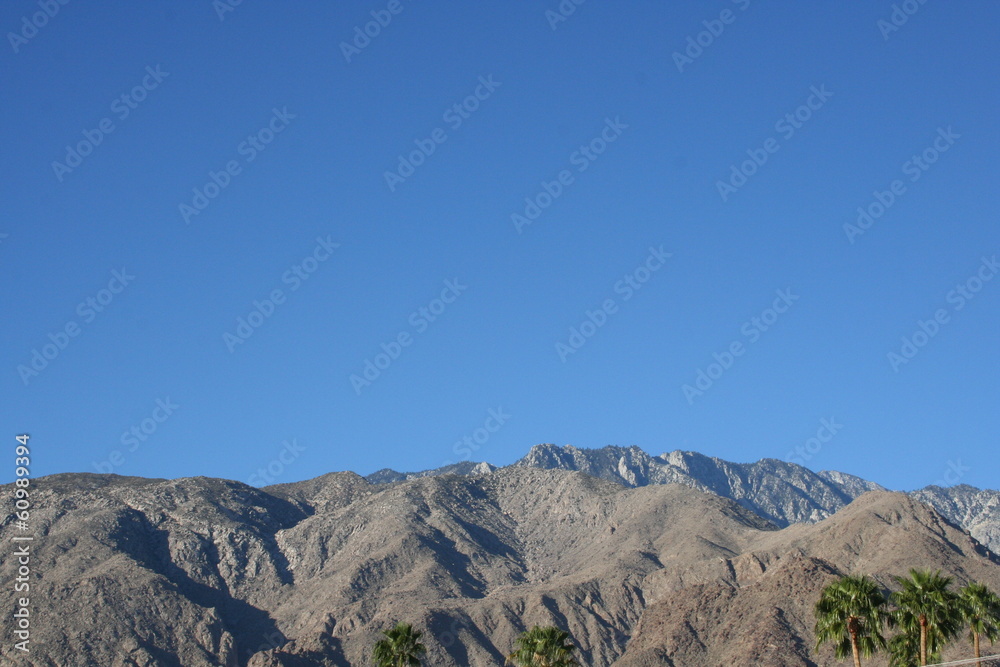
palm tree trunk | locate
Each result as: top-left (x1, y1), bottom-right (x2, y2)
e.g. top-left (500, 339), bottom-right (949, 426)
top-left (850, 635), bottom-right (862, 667)
top-left (975, 630), bottom-right (982, 667)
top-left (920, 616), bottom-right (928, 666)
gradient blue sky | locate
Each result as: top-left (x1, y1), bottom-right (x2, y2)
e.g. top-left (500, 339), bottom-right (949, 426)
top-left (2, 1), bottom-right (998, 491)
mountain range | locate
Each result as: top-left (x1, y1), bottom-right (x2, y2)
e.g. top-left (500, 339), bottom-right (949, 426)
top-left (1, 444), bottom-right (998, 666)
top-left (374, 444), bottom-right (1000, 554)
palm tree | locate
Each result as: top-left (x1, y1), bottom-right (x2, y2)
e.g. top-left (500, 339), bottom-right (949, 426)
top-left (815, 575), bottom-right (891, 667)
top-left (889, 629), bottom-right (940, 667)
top-left (505, 625), bottom-right (579, 667)
top-left (891, 569), bottom-right (962, 666)
top-left (372, 622), bottom-right (427, 667)
top-left (960, 582), bottom-right (1000, 665)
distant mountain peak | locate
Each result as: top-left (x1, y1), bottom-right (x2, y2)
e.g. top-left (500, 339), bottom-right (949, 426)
top-left (353, 442), bottom-right (995, 555)
top-left (505, 443), bottom-right (994, 551)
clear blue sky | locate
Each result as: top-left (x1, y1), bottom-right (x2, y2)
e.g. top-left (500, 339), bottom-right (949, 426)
top-left (2, 1), bottom-right (998, 491)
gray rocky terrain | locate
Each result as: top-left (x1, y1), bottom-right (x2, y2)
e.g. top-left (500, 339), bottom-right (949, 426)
top-left (1, 447), bottom-right (998, 665)
top-left (509, 444), bottom-right (997, 553)
top-left (375, 444), bottom-right (1000, 554)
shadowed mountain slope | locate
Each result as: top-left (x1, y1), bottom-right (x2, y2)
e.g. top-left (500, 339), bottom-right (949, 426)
top-left (2, 463), bottom-right (999, 665)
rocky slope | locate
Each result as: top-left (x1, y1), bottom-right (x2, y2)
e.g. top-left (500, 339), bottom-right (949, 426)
top-left (372, 444), bottom-right (1000, 554)
top-left (364, 461), bottom-right (497, 485)
top-left (506, 444), bottom-right (1000, 553)
top-left (513, 444), bottom-right (886, 527)
top-left (616, 491), bottom-right (1000, 666)
top-left (2, 463), bottom-right (999, 666)
top-left (912, 484), bottom-right (1000, 555)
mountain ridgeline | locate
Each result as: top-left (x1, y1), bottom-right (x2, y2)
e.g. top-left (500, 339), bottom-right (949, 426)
top-left (0, 444), bottom-right (997, 666)
top-left (378, 444), bottom-right (998, 553)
